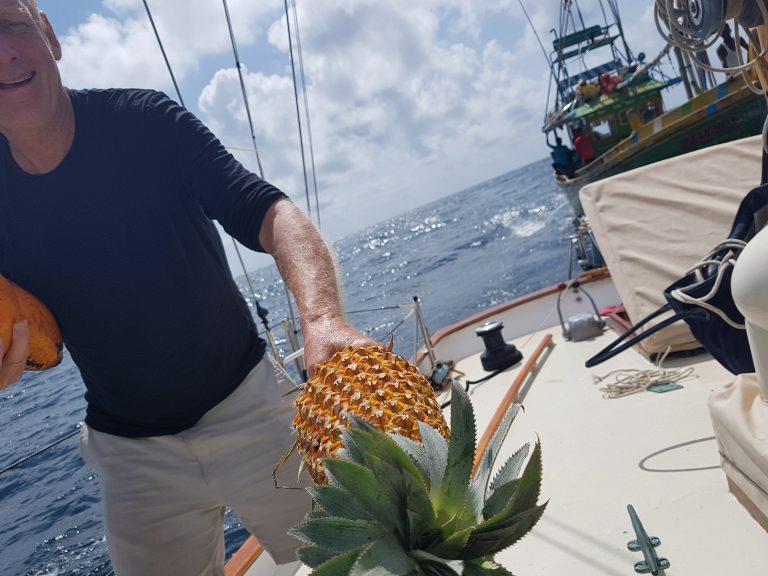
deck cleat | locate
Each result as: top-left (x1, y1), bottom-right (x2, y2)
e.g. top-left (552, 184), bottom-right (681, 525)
top-left (626, 504), bottom-right (669, 575)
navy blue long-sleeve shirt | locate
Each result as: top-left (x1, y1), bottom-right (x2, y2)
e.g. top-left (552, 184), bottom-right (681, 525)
top-left (0, 89), bottom-right (288, 437)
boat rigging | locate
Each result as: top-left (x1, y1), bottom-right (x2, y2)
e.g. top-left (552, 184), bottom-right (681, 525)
top-left (535, 0), bottom-right (766, 195)
top-left (140, 0), bottom-right (330, 377)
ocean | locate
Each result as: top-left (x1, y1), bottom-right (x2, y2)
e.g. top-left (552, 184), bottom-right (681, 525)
top-left (0, 158), bottom-right (578, 575)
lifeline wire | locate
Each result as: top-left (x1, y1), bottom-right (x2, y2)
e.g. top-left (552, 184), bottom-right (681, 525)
top-left (0, 427), bottom-right (80, 476)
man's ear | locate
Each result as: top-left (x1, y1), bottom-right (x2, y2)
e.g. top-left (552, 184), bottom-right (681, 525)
top-left (39, 12), bottom-right (62, 61)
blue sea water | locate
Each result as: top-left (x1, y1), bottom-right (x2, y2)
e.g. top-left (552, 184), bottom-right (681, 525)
top-left (0, 158), bottom-right (578, 575)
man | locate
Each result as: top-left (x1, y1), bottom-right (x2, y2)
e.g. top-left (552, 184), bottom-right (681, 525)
top-left (547, 135), bottom-right (574, 178)
top-left (0, 1), bottom-right (377, 574)
top-left (717, 23), bottom-right (749, 72)
top-left (573, 127), bottom-right (596, 166)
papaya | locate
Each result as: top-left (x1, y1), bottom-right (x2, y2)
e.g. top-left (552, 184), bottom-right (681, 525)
top-left (0, 275), bottom-right (63, 371)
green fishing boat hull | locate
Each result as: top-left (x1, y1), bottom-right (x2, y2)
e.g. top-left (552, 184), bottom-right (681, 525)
top-left (601, 95), bottom-right (765, 176)
top-left (559, 88), bottom-right (766, 214)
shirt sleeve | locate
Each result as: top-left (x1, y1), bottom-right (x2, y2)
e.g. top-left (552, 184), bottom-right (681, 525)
top-left (141, 91), bottom-right (289, 253)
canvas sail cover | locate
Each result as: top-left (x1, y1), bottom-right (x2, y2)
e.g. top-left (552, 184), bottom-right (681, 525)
top-left (580, 135), bottom-right (763, 356)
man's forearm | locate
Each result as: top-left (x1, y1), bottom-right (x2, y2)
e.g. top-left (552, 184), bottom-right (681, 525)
top-left (259, 200), bottom-right (343, 327)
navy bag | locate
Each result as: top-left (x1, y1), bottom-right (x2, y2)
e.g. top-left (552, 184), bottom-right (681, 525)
top-left (586, 156), bottom-right (768, 375)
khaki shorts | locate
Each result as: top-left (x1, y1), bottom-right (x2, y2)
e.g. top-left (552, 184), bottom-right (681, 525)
top-left (79, 354), bottom-right (310, 576)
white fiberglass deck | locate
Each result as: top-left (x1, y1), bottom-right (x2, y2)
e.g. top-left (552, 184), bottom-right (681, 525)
top-left (245, 326), bottom-right (767, 576)
top-left (464, 328), bottom-right (768, 575)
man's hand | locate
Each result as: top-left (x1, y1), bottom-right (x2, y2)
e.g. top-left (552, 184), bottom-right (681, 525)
top-left (302, 315), bottom-right (380, 377)
top-left (0, 321), bottom-right (30, 392)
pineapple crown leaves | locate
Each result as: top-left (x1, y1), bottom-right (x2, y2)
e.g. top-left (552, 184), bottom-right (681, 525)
top-left (437, 380), bottom-right (476, 521)
top-left (473, 442), bottom-right (544, 535)
top-left (469, 405), bottom-right (522, 521)
top-left (416, 420), bottom-right (449, 492)
top-left (293, 380), bottom-right (545, 574)
top-left (350, 534), bottom-right (418, 576)
top-left (342, 413), bottom-right (430, 491)
top-left (288, 517), bottom-right (386, 552)
top-left (471, 405), bottom-right (521, 500)
top-left (489, 444), bottom-right (530, 495)
top-left (463, 502), bottom-right (548, 559)
top-left (306, 485), bottom-right (371, 521)
top-left (322, 457), bottom-right (401, 531)
top-left (463, 558), bottom-right (515, 576)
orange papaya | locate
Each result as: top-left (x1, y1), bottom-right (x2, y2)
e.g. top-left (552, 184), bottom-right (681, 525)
top-left (0, 275), bottom-right (19, 357)
top-left (0, 275), bottom-right (63, 371)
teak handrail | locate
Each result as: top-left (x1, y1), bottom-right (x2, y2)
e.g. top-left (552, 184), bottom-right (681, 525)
top-left (472, 333), bottom-right (554, 476)
top-left (225, 536), bottom-right (264, 576)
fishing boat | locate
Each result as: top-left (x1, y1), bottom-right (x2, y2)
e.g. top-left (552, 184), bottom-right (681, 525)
top-left (226, 134), bottom-right (768, 576)
top-left (540, 0), bottom-right (766, 212)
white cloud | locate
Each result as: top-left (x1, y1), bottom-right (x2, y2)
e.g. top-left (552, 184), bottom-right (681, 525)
top-left (197, 0), bottom-right (549, 251)
top-left (52, 0), bottom-right (681, 274)
top-left (59, 0), bottom-right (280, 89)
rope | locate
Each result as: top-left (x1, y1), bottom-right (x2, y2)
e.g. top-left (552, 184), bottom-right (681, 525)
top-left (283, 0), bottom-right (314, 220)
top-left (593, 348), bottom-right (698, 399)
top-left (141, 0), bottom-right (185, 107)
top-left (0, 427), bottom-right (81, 476)
top-left (668, 239), bottom-right (747, 330)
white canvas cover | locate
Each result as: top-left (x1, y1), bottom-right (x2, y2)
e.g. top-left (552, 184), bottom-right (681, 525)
top-left (709, 373), bottom-right (768, 530)
top-left (580, 135), bottom-right (763, 355)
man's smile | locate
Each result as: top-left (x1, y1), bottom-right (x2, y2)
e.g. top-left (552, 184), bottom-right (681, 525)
top-left (0, 71), bottom-right (35, 90)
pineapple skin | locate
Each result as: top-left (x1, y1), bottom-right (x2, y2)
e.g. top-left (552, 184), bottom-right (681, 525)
top-left (293, 346), bottom-right (450, 484)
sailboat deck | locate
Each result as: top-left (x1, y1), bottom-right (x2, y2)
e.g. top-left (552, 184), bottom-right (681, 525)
top-left (459, 328), bottom-right (767, 575)
top-left (242, 325), bottom-right (766, 576)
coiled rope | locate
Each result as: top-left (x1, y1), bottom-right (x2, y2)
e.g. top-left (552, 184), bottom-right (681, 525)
top-left (593, 347), bottom-right (699, 399)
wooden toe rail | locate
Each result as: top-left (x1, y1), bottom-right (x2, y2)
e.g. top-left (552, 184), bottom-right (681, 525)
top-left (225, 536), bottom-right (264, 576)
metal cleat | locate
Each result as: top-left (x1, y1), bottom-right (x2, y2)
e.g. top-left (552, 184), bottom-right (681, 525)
top-left (626, 504), bottom-right (670, 575)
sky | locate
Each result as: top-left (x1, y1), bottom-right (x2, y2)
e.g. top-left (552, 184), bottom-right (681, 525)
top-left (39, 0), bottom-right (679, 272)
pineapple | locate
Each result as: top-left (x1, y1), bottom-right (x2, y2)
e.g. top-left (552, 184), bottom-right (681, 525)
top-left (292, 346), bottom-right (450, 485)
top-left (288, 346), bottom-right (546, 575)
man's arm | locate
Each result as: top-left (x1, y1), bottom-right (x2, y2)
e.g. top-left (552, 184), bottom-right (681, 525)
top-left (258, 200), bottom-right (378, 375)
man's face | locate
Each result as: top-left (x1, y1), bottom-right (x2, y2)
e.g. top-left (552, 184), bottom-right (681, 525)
top-left (0, 0), bottom-right (63, 133)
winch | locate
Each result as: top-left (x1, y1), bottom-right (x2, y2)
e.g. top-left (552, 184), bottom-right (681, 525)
top-left (475, 321), bottom-right (523, 372)
top-left (558, 281), bottom-right (605, 342)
